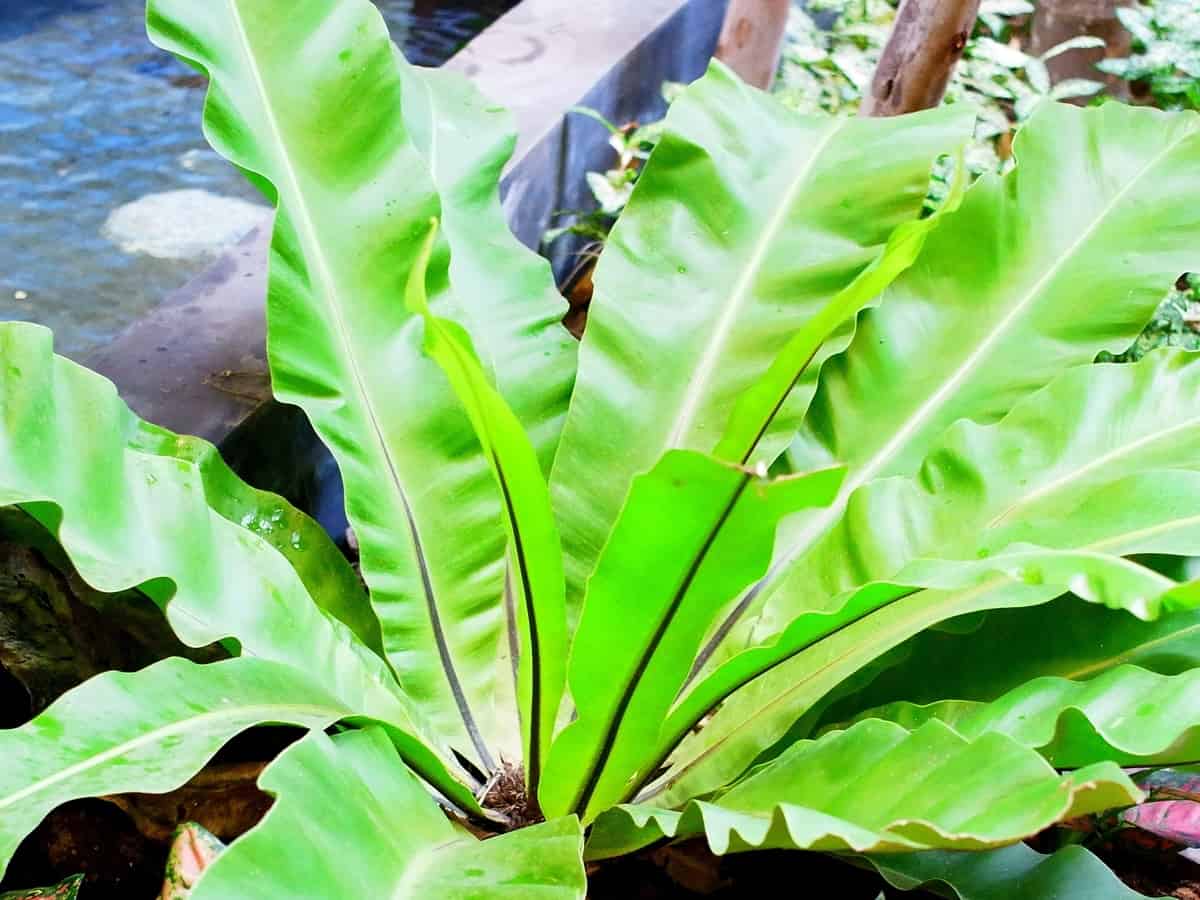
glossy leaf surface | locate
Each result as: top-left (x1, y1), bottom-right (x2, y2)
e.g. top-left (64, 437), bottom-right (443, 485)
top-left (405, 222), bottom-right (567, 789)
top-left (0, 657), bottom-right (351, 877)
top-left (550, 61), bottom-right (972, 606)
top-left (586, 719), bottom-right (1139, 858)
top-left (713, 147), bottom-right (970, 466)
top-left (0, 322), bottom-right (471, 809)
top-left (0, 324), bottom-right (402, 722)
top-left (395, 58), bottom-right (577, 474)
top-left (817, 595), bottom-right (1200, 731)
top-left (147, 0), bottom-right (571, 765)
top-left (662, 352), bottom-right (1200, 801)
top-left (539, 455), bottom-right (843, 822)
top-left (738, 102), bottom-right (1200, 657)
top-left (750, 348), bottom-right (1200, 645)
top-left (191, 728), bottom-right (586, 900)
top-left (132, 416), bottom-right (380, 655)
top-left (12, 0), bottom-right (1200, 886)
top-left (844, 666), bottom-right (1200, 767)
top-left (655, 573), bottom-right (1189, 807)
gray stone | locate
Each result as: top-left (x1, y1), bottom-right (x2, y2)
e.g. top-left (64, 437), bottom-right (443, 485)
top-left (102, 189), bottom-right (271, 262)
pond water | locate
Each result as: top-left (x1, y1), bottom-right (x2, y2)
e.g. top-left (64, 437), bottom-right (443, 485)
top-left (0, 0), bottom-right (516, 359)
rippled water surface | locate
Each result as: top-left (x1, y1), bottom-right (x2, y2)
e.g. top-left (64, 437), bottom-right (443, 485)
top-left (0, 0), bottom-right (516, 358)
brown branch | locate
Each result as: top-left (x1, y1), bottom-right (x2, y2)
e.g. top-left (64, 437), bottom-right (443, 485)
top-left (861, 0), bottom-right (983, 117)
top-left (714, 0), bottom-right (792, 91)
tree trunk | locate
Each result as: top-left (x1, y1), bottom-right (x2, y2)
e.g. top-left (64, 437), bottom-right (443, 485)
top-left (860, 0), bottom-right (983, 117)
top-left (714, 0), bottom-right (792, 91)
top-left (1030, 0), bottom-right (1131, 101)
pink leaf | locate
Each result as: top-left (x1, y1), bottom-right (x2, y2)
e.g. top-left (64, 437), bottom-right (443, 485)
top-left (1122, 800), bottom-right (1200, 848)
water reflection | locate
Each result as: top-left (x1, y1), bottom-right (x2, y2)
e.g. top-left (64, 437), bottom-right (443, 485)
top-left (0, 0), bottom-right (102, 43)
top-left (0, 0), bottom-right (516, 357)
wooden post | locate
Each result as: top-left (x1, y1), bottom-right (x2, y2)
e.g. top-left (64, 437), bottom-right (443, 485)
top-left (860, 0), bottom-right (983, 117)
top-left (714, 0), bottom-right (792, 91)
top-left (1030, 0), bottom-right (1130, 101)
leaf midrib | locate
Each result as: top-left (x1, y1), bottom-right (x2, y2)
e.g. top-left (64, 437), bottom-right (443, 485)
top-left (644, 580), bottom-right (998, 801)
top-left (572, 471), bottom-right (753, 817)
top-left (452, 327), bottom-right (545, 782)
top-left (849, 132), bottom-right (1192, 494)
top-left (987, 414), bottom-right (1200, 528)
top-left (1065, 622), bottom-right (1200, 681)
top-left (662, 119), bottom-right (848, 449)
top-left (390, 836), bottom-right (464, 899)
top-left (224, 0), bottom-right (486, 762)
top-left (0, 701), bottom-right (343, 811)
top-left (656, 507), bottom-right (1198, 799)
top-left (753, 127), bottom-right (1196, 627)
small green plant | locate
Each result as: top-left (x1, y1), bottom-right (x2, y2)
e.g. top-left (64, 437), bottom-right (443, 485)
top-left (1101, 0), bottom-right (1200, 111)
top-left (780, 0), bottom-right (1108, 172)
top-left (1099, 273), bottom-right (1200, 362)
top-left (779, 0), bottom-right (1053, 111)
top-left (559, 0), bottom-right (1103, 244)
top-left (543, 93), bottom-right (681, 247)
top-left (5, 1), bottom-right (1200, 897)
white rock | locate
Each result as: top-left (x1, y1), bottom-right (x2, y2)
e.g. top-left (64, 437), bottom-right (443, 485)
top-left (102, 189), bottom-right (271, 260)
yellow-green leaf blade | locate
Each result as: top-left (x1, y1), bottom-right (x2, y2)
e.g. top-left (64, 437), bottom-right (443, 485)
top-left (0, 324), bottom-right (393, 722)
top-left (0, 657), bottom-right (350, 878)
top-left (146, 0), bottom-right (571, 766)
top-left (590, 720), bottom-right (1139, 857)
top-left (405, 223), bottom-right (567, 790)
top-left (0, 322), bottom-right (473, 810)
top-left (550, 61), bottom-right (973, 609)
top-left (714, 148), bottom-right (972, 466)
top-left (191, 728), bottom-right (585, 900)
top-left (745, 102), bottom-right (1200, 660)
top-left (540, 453), bottom-right (843, 822)
top-left (395, 59), bottom-right (577, 476)
top-left (818, 594), bottom-right (1200, 733)
top-left (849, 665), bottom-right (1200, 769)
top-left (677, 351), bottom-right (1200, 772)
